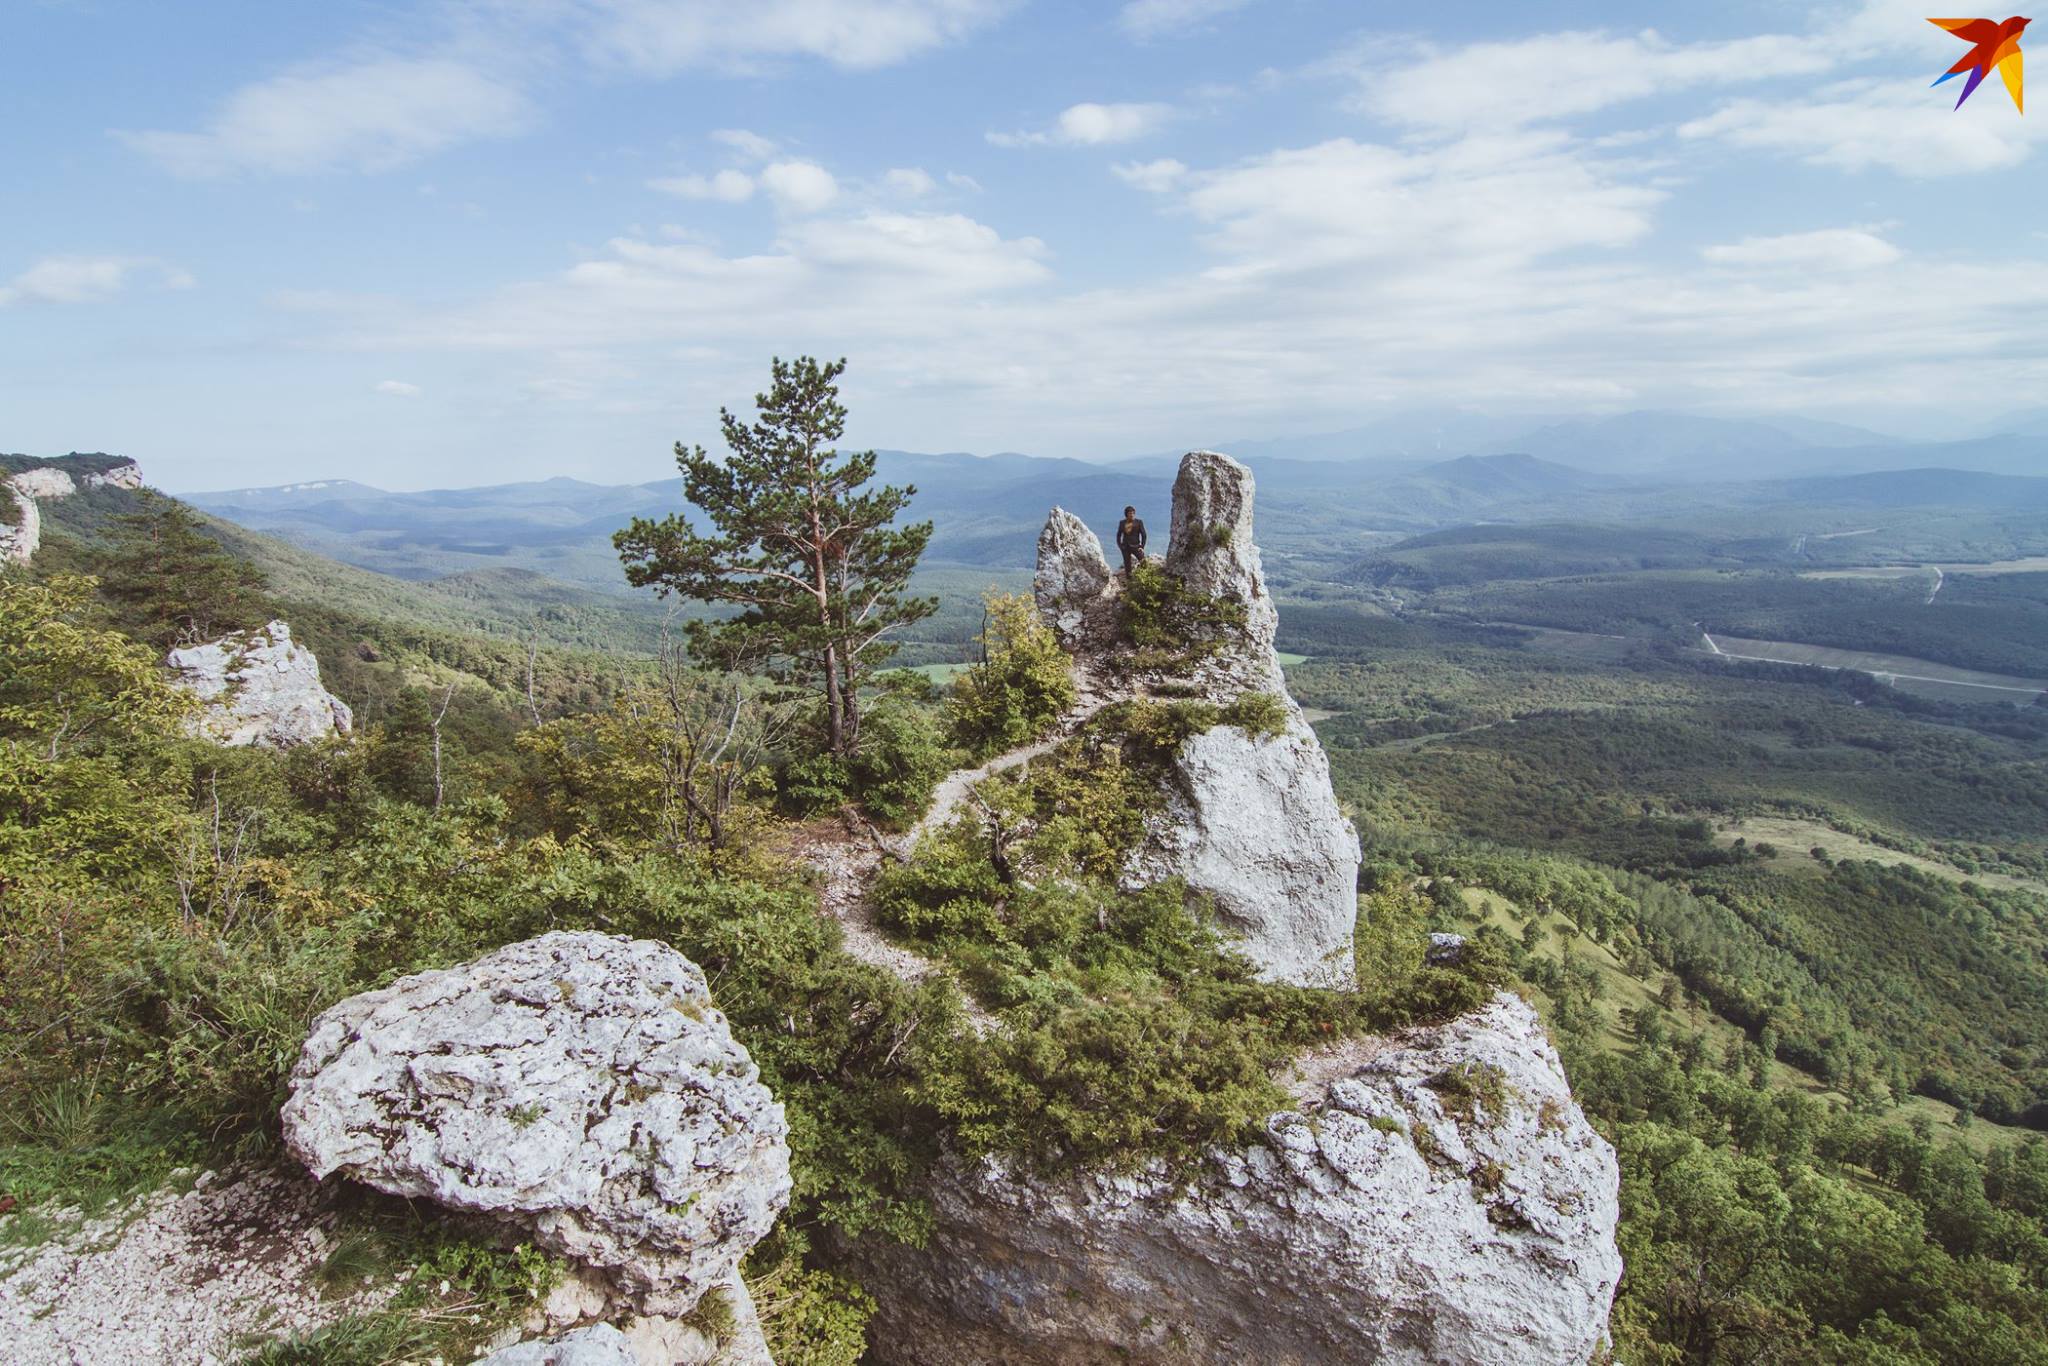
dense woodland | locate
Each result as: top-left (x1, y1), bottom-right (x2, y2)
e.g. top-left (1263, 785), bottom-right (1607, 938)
top-left (6, 444), bottom-right (2048, 1361)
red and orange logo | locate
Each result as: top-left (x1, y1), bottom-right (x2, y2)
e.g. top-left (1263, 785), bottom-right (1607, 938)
top-left (1929, 16), bottom-right (2029, 111)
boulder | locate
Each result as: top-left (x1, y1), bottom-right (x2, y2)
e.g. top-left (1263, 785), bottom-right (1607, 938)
top-left (846, 993), bottom-right (1622, 1365)
top-left (166, 620), bottom-right (354, 748)
top-left (281, 931), bottom-right (792, 1317)
top-left (1125, 715), bottom-right (1361, 989)
top-left (1032, 507), bottom-right (1111, 646)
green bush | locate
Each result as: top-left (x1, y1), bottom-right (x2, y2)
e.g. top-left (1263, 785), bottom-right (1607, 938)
top-left (843, 695), bottom-right (952, 830)
top-left (1118, 560), bottom-right (1247, 669)
top-left (945, 592), bottom-right (1076, 759)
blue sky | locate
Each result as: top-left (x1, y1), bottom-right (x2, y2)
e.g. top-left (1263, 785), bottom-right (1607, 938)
top-left (5, 0), bottom-right (2046, 490)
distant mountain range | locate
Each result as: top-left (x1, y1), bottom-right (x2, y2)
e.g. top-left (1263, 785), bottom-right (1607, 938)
top-left (178, 409), bottom-right (2045, 591)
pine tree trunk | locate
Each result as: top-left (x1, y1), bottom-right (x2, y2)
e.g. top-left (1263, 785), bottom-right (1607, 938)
top-left (823, 642), bottom-right (845, 754)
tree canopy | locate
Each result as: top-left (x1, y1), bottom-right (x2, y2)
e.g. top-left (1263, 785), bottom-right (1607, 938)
top-left (615, 357), bottom-right (934, 756)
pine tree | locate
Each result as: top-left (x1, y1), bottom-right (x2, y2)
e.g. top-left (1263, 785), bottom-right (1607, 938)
top-left (101, 493), bottom-right (270, 648)
top-left (615, 357), bottom-right (935, 756)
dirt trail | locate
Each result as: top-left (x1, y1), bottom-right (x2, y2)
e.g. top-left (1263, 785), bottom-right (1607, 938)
top-left (784, 660), bottom-right (1132, 1039)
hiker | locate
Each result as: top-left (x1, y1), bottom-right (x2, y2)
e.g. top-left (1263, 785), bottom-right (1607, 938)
top-left (1116, 505), bottom-right (1147, 573)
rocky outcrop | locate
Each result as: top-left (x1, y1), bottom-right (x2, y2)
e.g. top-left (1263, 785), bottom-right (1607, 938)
top-left (7, 465), bottom-right (78, 500)
top-left (847, 992), bottom-right (1621, 1365)
top-left (84, 460), bottom-right (144, 489)
top-left (166, 620), bottom-right (354, 748)
top-left (282, 932), bottom-right (791, 1318)
top-left (1034, 450), bottom-right (1361, 988)
top-left (0, 487), bottom-right (40, 566)
top-left (0, 457), bottom-right (144, 565)
top-left (1125, 716), bottom-right (1362, 988)
top-left (482, 1324), bottom-right (640, 1366)
top-left (1163, 449), bottom-right (1280, 670)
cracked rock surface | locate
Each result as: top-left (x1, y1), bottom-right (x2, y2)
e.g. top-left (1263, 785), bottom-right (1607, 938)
top-left (167, 619), bottom-right (354, 748)
top-left (282, 931), bottom-right (792, 1316)
top-left (848, 992), bottom-right (1622, 1365)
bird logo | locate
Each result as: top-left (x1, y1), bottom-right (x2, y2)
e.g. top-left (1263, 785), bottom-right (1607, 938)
top-left (1929, 16), bottom-right (2029, 112)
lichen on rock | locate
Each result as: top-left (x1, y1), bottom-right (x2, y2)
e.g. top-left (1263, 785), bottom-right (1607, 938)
top-left (846, 992), bottom-right (1622, 1365)
top-left (281, 931), bottom-right (793, 1317)
top-left (166, 619), bottom-right (354, 748)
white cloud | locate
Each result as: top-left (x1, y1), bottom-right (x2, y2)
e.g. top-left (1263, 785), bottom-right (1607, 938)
top-left (989, 101), bottom-right (1174, 147)
top-left (759, 160), bottom-right (839, 212)
top-left (1681, 79), bottom-right (2048, 177)
top-left (884, 166), bottom-right (939, 196)
top-left (1703, 228), bottom-right (1902, 271)
top-left (1341, 29), bottom-right (1833, 132)
top-left (0, 254), bottom-right (192, 306)
top-left (576, 0), bottom-right (1013, 74)
top-left (709, 127), bottom-right (778, 161)
top-left (1179, 133), bottom-right (1662, 272)
top-left (945, 171), bottom-right (984, 192)
top-left (118, 57), bottom-right (531, 177)
top-left (283, 106), bottom-right (2048, 451)
top-left (1113, 158), bottom-right (1187, 192)
top-left (1118, 0), bottom-right (1251, 40)
top-left (649, 168), bottom-right (757, 201)
top-left (375, 379), bottom-right (423, 397)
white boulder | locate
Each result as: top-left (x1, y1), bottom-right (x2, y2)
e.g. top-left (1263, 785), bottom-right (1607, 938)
top-left (847, 993), bottom-right (1622, 1365)
top-left (281, 932), bottom-right (792, 1317)
top-left (166, 620), bottom-right (354, 748)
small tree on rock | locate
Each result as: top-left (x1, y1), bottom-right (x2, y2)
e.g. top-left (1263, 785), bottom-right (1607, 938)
top-left (615, 357), bottom-right (934, 757)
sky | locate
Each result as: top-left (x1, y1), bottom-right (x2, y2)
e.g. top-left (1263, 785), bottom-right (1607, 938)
top-left (5, 0), bottom-right (2047, 491)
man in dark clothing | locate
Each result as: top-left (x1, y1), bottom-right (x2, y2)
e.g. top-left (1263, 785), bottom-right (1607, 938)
top-left (1116, 505), bottom-right (1147, 573)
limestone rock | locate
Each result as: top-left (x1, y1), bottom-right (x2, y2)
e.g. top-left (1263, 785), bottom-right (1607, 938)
top-left (482, 1323), bottom-right (640, 1366)
top-left (0, 488), bottom-right (39, 566)
top-left (166, 620), bottom-right (354, 748)
top-left (281, 931), bottom-right (792, 1316)
top-left (1033, 506), bottom-right (1111, 646)
top-left (846, 992), bottom-right (1622, 1365)
top-left (1029, 450), bottom-right (1361, 988)
top-left (7, 466), bottom-right (77, 500)
top-left (0, 1165), bottom-right (394, 1363)
top-left (84, 460), bottom-right (144, 489)
top-left (1164, 449), bottom-right (1278, 670)
top-left (1125, 715), bottom-right (1361, 988)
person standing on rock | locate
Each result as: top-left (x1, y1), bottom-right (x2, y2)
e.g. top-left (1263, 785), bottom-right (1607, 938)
top-left (1116, 505), bottom-right (1147, 573)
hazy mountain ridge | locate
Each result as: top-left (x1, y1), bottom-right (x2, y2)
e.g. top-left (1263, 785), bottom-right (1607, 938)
top-left (177, 411), bottom-right (2046, 591)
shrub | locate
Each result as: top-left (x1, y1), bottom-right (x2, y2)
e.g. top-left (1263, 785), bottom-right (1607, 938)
top-left (843, 695), bottom-right (952, 830)
top-left (945, 592), bottom-right (1076, 759)
top-left (1118, 560), bottom-right (1247, 668)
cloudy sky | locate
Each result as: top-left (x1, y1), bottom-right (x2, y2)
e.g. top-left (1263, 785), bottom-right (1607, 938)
top-left (7, 0), bottom-right (2046, 490)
